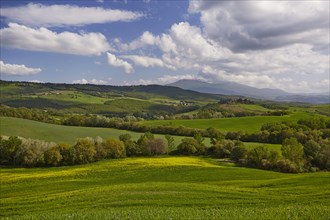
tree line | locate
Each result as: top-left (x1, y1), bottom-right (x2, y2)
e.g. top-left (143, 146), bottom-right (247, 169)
top-left (1, 131), bottom-right (329, 172)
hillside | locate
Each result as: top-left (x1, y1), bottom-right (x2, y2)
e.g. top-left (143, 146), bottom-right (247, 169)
top-left (1, 157), bottom-right (329, 219)
top-left (0, 80), bottom-right (239, 117)
top-left (168, 79), bottom-right (329, 104)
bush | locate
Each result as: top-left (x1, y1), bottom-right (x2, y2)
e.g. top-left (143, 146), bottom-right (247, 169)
top-left (276, 159), bottom-right (302, 173)
top-left (72, 138), bottom-right (96, 164)
top-left (15, 138), bottom-right (56, 167)
top-left (103, 138), bottom-right (126, 158)
top-left (230, 146), bottom-right (247, 162)
top-left (177, 138), bottom-right (198, 155)
top-left (44, 145), bottom-right (63, 166)
top-left (144, 138), bottom-right (167, 156)
top-left (0, 136), bottom-right (22, 165)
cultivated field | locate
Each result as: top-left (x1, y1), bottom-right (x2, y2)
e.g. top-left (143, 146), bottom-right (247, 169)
top-left (0, 117), bottom-right (183, 145)
top-left (1, 157), bottom-right (329, 219)
top-left (138, 112), bottom-right (313, 132)
top-left (0, 117), bottom-right (281, 152)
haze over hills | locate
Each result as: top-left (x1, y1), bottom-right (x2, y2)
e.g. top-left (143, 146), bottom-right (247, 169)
top-left (168, 80), bottom-right (329, 104)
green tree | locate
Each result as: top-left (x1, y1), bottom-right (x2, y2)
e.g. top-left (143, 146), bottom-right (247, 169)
top-left (44, 145), bottom-right (62, 166)
top-left (72, 138), bottom-right (96, 164)
top-left (193, 132), bottom-right (206, 155)
top-left (58, 143), bottom-right (72, 166)
top-left (165, 135), bottom-right (175, 152)
top-left (103, 138), bottom-right (126, 158)
top-left (230, 145), bottom-right (247, 162)
top-left (282, 138), bottom-right (304, 164)
top-left (0, 136), bottom-right (22, 165)
top-left (247, 145), bottom-right (270, 168)
top-left (177, 138), bottom-right (198, 155)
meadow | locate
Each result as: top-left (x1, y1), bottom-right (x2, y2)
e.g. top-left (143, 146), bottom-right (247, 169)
top-left (138, 112), bottom-right (313, 133)
top-left (0, 117), bottom-right (183, 145)
top-left (0, 117), bottom-right (281, 152)
top-left (1, 157), bottom-right (329, 219)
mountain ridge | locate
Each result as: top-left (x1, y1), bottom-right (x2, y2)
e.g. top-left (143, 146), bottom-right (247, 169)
top-left (168, 79), bottom-right (329, 104)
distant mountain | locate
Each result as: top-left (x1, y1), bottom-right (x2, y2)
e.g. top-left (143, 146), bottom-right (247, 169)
top-left (168, 79), bottom-right (329, 104)
top-left (168, 79), bottom-right (289, 99)
top-left (275, 94), bottom-right (329, 104)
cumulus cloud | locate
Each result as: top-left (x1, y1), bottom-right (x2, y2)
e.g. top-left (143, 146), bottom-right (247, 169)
top-left (189, 1), bottom-right (329, 52)
top-left (119, 31), bottom-right (157, 51)
top-left (29, 80), bottom-right (44, 83)
top-left (0, 23), bottom-right (110, 56)
top-left (126, 74), bottom-right (203, 85)
top-left (107, 52), bottom-right (134, 73)
top-left (122, 55), bottom-right (176, 70)
top-left (115, 0), bottom-right (330, 93)
top-left (0, 60), bottom-right (42, 76)
top-left (1, 3), bottom-right (143, 27)
top-left (157, 74), bottom-right (204, 84)
top-left (72, 78), bottom-right (107, 85)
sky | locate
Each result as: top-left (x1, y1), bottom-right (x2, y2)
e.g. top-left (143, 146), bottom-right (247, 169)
top-left (0, 0), bottom-right (329, 93)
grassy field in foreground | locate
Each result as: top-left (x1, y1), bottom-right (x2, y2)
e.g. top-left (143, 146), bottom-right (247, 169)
top-left (1, 157), bottom-right (329, 220)
top-left (139, 112), bottom-right (314, 133)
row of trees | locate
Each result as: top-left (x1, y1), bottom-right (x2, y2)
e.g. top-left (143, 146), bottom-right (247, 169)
top-left (0, 133), bottom-right (170, 167)
top-left (2, 131), bottom-right (329, 172)
top-left (0, 105), bottom-right (55, 123)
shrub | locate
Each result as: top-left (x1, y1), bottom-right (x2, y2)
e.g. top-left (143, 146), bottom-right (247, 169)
top-left (44, 145), bottom-right (63, 166)
top-left (0, 136), bottom-right (22, 165)
top-left (177, 138), bottom-right (198, 155)
top-left (72, 138), bottom-right (96, 164)
top-left (103, 138), bottom-right (126, 158)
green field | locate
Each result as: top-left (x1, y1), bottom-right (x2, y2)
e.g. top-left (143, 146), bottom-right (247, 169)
top-left (1, 157), bottom-right (329, 219)
top-left (0, 117), bottom-right (284, 152)
top-left (0, 117), bottom-right (185, 145)
top-left (139, 112), bottom-right (314, 133)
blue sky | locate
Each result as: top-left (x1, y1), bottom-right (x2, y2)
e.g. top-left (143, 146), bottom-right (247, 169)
top-left (0, 0), bottom-right (329, 93)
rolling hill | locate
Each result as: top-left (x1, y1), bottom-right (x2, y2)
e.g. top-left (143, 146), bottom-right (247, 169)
top-left (1, 157), bottom-right (329, 219)
top-left (168, 79), bottom-right (329, 104)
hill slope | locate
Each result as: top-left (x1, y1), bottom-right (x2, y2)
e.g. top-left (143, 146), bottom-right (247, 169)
top-left (1, 157), bottom-right (329, 219)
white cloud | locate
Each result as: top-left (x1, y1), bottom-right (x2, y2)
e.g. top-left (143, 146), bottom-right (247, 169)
top-left (157, 74), bottom-right (204, 84)
top-left (107, 52), bottom-right (134, 73)
top-left (0, 23), bottom-right (110, 56)
top-left (96, 0), bottom-right (104, 3)
top-left (117, 6), bottom-right (330, 92)
top-left (0, 60), bottom-right (42, 76)
top-left (126, 74), bottom-right (203, 86)
top-left (29, 80), bottom-right (44, 83)
top-left (72, 78), bottom-right (107, 85)
top-left (189, 1), bottom-right (329, 51)
top-left (122, 55), bottom-right (176, 70)
top-left (119, 31), bottom-right (157, 51)
top-left (1, 3), bottom-right (143, 27)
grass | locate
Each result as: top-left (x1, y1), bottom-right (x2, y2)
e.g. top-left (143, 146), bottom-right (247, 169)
top-left (0, 117), bottom-right (184, 145)
top-left (139, 112), bottom-right (315, 133)
top-left (1, 157), bottom-right (329, 219)
top-left (37, 91), bottom-right (110, 105)
top-left (238, 104), bottom-right (270, 112)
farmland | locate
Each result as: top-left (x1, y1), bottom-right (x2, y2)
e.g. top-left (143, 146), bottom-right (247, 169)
top-left (1, 81), bottom-right (329, 219)
top-left (1, 157), bottom-right (329, 219)
top-left (0, 117), bottom-right (282, 152)
top-left (138, 112), bottom-right (314, 132)
top-left (0, 117), bottom-right (185, 145)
